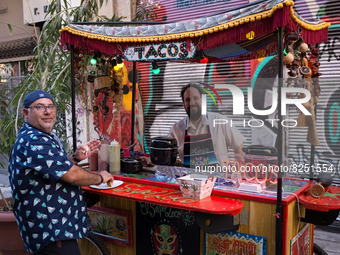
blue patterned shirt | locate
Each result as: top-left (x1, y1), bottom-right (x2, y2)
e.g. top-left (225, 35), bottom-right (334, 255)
top-left (8, 122), bottom-right (88, 253)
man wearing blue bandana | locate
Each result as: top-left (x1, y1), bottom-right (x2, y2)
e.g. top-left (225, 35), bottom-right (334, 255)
top-left (8, 90), bottom-right (113, 254)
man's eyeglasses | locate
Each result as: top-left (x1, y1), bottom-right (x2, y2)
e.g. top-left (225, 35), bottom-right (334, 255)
top-left (27, 105), bottom-right (57, 112)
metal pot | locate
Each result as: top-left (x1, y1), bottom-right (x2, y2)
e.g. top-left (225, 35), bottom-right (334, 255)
top-left (121, 157), bottom-right (142, 173)
top-left (242, 145), bottom-right (277, 156)
top-left (149, 136), bottom-right (178, 166)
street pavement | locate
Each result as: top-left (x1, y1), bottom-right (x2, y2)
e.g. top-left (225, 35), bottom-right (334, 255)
top-left (0, 171), bottom-right (338, 254)
top-left (313, 226), bottom-right (339, 255)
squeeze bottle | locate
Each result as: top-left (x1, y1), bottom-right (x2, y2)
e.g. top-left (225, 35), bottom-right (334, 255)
top-left (109, 140), bottom-right (121, 174)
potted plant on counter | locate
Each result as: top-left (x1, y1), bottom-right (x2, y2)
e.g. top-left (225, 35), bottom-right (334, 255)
top-left (0, 187), bottom-right (29, 255)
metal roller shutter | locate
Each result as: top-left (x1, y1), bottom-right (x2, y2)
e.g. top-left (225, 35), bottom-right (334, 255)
top-left (138, 60), bottom-right (253, 152)
top-left (290, 1), bottom-right (340, 185)
top-left (155, 0), bottom-right (248, 22)
top-left (292, 0), bottom-right (340, 228)
top-left (138, 1), bottom-right (340, 186)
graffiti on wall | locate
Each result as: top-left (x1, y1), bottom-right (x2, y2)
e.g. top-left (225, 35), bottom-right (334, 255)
top-left (319, 36), bottom-right (340, 62)
top-left (139, 60), bottom-right (249, 152)
top-left (139, 0), bottom-right (340, 181)
top-left (140, 52), bottom-right (339, 181)
top-left (324, 88), bottom-right (340, 154)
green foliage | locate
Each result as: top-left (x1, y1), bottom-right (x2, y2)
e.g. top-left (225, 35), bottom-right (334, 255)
top-left (0, 0), bottom-right (122, 156)
top-left (7, 24), bottom-right (12, 35)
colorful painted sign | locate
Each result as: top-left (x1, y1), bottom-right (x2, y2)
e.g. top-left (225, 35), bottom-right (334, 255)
top-left (136, 203), bottom-right (200, 255)
top-left (124, 41), bottom-right (196, 61)
top-left (204, 231), bottom-right (267, 255)
top-left (290, 224), bottom-right (310, 255)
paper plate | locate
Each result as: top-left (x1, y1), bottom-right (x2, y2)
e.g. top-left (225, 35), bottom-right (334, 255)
top-left (90, 180), bottom-right (123, 189)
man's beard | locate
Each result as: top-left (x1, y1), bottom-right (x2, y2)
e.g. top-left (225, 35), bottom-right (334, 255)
top-left (186, 105), bottom-right (201, 121)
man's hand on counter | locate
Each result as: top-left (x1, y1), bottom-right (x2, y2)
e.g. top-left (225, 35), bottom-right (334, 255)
top-left (99, 171), bottom-right (114, 185)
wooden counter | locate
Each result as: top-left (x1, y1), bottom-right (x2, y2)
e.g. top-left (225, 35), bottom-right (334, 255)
top-left (80, 174), bottom-right (314, 255)
top-left (82, 178), bottom-right (243, 215)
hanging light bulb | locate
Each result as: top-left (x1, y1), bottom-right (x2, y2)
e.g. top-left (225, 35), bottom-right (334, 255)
top-left (117, 55), bottom-right (124, 68)
top-left (90, 52), bottom-right (100, 65)
top-left (90, 56), bottom-right (97, 65)
top-left (110, 59), bottom-right (118, 71)
top-left (110, 58), bottom-right (119, 71)
top-left (200, 56), bottom-right (208, 64)
top-left (152, 61), bottom-right (160, 75)
top-left (199, 51), bottom-right (208, 64)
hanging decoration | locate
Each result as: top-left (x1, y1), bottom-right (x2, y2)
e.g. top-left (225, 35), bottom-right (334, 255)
top-left (116, 55), bottom-right (124, 68)
top-left (283, 32), bottom-right (321, 145)
top-left (86, 54), bottom-right (124, 139)
top-left (198, 51), bottom-right (208, 64)
top-left (151, 61), bottom-right (160, 75)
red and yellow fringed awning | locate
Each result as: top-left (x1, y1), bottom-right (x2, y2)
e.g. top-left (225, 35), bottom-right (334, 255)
top-left (60, 0), bottom-right (330, 57)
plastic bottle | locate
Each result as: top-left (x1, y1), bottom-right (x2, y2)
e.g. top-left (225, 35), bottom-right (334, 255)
top-left (109, 139), bottom-right (121, 174)
top-left (98, 142), bottom-right (109, 172)
top-left (89, 150), bottom-right (98, 171)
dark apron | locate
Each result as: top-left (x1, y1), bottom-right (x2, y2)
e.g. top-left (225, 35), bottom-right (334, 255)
top-left (183, 125), bottom-right (218, 167)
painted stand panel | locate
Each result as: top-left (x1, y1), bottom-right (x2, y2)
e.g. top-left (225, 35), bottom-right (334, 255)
top-left (82, 180), bottom-right (243, 215)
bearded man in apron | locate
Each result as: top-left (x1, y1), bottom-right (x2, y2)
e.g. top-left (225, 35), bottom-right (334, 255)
top-left (169, 83), bottom-right (244, 173)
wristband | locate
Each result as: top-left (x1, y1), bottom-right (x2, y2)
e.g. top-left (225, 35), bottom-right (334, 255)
top-left (72, 152), bottom-right (81, 163)
top-left (97, 174), bottom-right (104, 185)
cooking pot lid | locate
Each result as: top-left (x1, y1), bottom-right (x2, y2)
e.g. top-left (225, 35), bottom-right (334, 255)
top-left (150, 136), bottom-right (177, 148)
top-left (121, 157), bottom-right (142, 163)
top-left (242, 145), bottom-right (277, 156)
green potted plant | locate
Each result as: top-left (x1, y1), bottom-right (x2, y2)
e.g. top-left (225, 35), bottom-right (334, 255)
top-left (0, 187), bottom-right (30, 255)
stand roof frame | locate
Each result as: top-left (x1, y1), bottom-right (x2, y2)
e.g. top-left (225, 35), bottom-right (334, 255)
top-left (60, 1), bottom-right (329, 254)
top-left (60, 0), bottom-right (329, 56)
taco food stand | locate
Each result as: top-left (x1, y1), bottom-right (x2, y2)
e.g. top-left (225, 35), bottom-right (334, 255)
top-left (60, 0), bottom-right (339, 254)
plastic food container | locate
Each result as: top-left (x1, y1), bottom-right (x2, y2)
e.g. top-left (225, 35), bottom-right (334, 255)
top-left (177, 174), bottom-right (216, 200)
